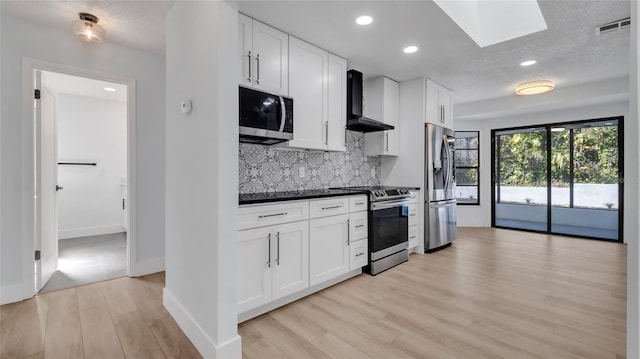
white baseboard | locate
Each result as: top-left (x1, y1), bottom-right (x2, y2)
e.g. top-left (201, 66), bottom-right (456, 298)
top-left (58, 224), bottom-right (126, 240)
top-left (0, 284), bottom-right (25, 305)
top-left (130, 257), bottom-right (165, 277)
top-left (163, 288), bottom-right (242, 358)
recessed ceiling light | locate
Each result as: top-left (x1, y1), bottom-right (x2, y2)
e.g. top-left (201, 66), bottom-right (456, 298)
top-left (515, 80), bottom-right (555, 96)
top-left (520, 60), bottom-right (537, 66)
top-left (551, 127), bottom-right (565, 132)
top-left (104, 87), bottom-right (116, 92)
top-left (356, 16), bottom-right (373, 25)
top-left (403, 45), bottom-right (418, 54)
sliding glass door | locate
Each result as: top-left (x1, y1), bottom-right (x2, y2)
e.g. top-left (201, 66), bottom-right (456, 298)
top-left (492, 117), bottom-right (623, 241)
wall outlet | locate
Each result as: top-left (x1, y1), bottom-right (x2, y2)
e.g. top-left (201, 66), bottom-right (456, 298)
top-left (299, 167), bottom-right (305, 177)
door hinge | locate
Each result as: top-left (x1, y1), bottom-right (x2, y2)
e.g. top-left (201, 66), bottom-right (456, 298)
top-left (35, 250), bottom-right (41, 261)
top-left (34, 89), bottom-right (41, 100)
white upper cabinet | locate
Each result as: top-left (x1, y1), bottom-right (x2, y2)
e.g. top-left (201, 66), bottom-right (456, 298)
top-left (425, 79), bottom-right (453, 129)
top-left (326, 54), bottom-right (347, 152)
top-left (238, 14), bottom-right (289, 95)
top-left (364, 77), bottom-right (400, 156)
top-left (281, 37), bottom-right (347, 152)
top-left (286, 36), bottom-right (328, 151)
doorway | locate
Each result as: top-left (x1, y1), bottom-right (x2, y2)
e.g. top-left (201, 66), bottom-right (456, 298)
top-left (491, 117), bottom-right (623, 241)
top-left (33, 68), bottom-right (131, 292)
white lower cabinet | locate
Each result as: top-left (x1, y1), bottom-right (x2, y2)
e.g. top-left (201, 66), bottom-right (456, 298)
top-left (309, 214), bottom-right (350, 286)
top-left (238, 194), bottom-right (369, 319)
top-left (237, 220), bottom-right (309, 313)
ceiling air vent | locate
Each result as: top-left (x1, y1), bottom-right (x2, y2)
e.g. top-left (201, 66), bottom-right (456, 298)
top-left (595, 17), bottom-right (630, 36)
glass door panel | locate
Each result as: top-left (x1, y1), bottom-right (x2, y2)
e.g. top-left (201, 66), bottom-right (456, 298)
top-left (494, 128), bottom-right (548, 231)
top-left (551, 120), bottom-right (619, 240)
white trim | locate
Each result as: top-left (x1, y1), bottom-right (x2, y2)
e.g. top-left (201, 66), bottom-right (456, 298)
top-left (129, 256), bottom-right (165, 277)
top-left (58, 225), bottom-right (126, 240)
top-left (163, 288), bottom-right (243, 359)
top-left (0, 284), bottom-right (24, 305)
top-left (21, 57), bottom-right (137, 300)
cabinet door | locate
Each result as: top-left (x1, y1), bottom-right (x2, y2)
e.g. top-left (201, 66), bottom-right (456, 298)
top-left (438, 87), bottom-right (453, 129)
top-left (287, 36), bottom-right (328, 150)
top-left (252, 20), bottom-right (288, 95)
top-left (309, 214), bottom-right (350, 286)
top-left (349, 210), bottom-right (368, 241)
top-left (385, 79), bottom-right (400, 155)
top-left (237, 227), bottom-right (272, 313)
top-left (271, 221), bottom-right (309, 300)
top-left (364, 77), bottom-right (399, 156)
top-left (326, 53), bottom-right (347, 152)
top-left (238, 14), bottom-right (253, 86)
top-left (408, 225), bottom-right (419, 250)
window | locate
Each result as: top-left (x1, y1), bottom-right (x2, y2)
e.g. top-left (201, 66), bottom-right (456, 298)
top-left (455, 131), bottom-right (479, 205)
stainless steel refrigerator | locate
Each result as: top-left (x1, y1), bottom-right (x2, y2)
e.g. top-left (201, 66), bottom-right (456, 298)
top-left (424, 123), bottom-right (457, 251)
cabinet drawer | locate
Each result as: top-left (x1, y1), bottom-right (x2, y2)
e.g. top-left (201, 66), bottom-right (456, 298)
top-left (239, 201), bottom-right (309, 230)
top-left (408, 225), bottom-right (419, 249)
top-left (408, 203), bottom-right (418, 226)
top-left (349, 211), bottom-right (368, 241)
top-left (349, 238), bottom-right (368, 271)
top-left (409, 191), bottom-right (419, 204)
top-left (309, 197), bottom-right (349, 219)
top-left (349, 195), bottom-right (368, 212)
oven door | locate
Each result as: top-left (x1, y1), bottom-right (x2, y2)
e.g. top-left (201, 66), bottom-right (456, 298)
top-left (370, 199), bottom-right (409, 260)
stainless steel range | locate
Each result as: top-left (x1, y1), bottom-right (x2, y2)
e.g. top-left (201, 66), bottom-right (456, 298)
top-left (341, 186), bottom-right (411, 275)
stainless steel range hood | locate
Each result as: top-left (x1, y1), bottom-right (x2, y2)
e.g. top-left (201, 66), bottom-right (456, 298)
top-left (346, 70), bottom-right (394, 133)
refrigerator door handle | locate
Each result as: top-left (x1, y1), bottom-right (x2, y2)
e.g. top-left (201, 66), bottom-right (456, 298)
top-left (441, 134), bottom-right (451, 194)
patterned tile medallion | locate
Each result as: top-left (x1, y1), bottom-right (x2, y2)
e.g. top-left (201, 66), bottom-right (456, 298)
top-left (239, 131), bottom-right (380, 193)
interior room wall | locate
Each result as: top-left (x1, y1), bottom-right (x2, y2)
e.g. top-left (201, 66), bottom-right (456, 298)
top-left (165, 1), bottom-right (241, 357)
top-left (238, 131), bottom-right (380, 193)
top-left (55, 93), bottom-right (127, 239)
top-left (455, 100), bottom-right (630, 228)
top-left (0, 12), bottom-right (165, 304)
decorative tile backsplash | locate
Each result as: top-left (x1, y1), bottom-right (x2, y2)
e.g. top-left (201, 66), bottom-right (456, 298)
top-left (239, 131), bottom-right (380, 193)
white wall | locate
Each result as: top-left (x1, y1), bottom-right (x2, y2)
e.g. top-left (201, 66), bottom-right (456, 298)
top-left (164, 2), bottom-right (241, 358)
top-left (55, 93), bottom-right (127, 239)
top-left (627, 1), bottom-right (639, 357)
top-left (455, 100), bottom-right (630, 228)
top-left (0, 13), bottom-right (166, 304)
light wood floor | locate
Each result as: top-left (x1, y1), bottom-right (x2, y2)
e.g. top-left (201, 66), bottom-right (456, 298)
top-left (0, 272), bottom-right (202, 359)
top-left (1, 228), bottom-right (627, 358)
top-left (240, 227), bottom-right (627, 359)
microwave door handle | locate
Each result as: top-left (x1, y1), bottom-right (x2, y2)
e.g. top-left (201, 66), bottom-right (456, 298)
top-left (278, 96), bottom-right (286, 132)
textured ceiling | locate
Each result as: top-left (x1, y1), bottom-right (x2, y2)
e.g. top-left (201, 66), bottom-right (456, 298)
top-left (3, 0), bottom-right (631, 108)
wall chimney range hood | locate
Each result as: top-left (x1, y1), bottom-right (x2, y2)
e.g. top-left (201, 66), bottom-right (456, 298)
top-left (346, 70), bottom-right (394, 133)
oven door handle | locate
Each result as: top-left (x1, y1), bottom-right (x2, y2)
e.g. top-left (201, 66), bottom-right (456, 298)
top-left (371, 199), bottom-right (409, 211)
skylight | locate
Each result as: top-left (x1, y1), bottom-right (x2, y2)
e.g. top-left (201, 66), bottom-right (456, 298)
top-left (433, 0), bottom-right (547, 48)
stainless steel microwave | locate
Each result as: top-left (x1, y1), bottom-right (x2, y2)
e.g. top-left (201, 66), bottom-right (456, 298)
top-left (239, 86), bottom-right (293, 145)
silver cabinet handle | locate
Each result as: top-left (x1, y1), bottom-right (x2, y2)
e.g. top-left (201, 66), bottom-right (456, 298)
top-left (258, 212), bottom-right (288, 219)
top-left (247, 50), bottom-right (252, 83)
top-left (355, 202), bottom-right (364, 205)
top-left (267, 233), bottom-right (271, 268)
top-left (325, 121), bottom-right (329, 145)
top-left (355, 252), bottom-right (364, 257)
top-left (355, 224), bottom-right (364, 228)
top-left (276, 232), bottom-right (280, 266)
top-left (347, 219), bottom-right (350, 245)
top-left (321, 205), bottom-right (342, 210)
top-left (256, 54), bottom-right (260, 85)
top-left (385, 132), bottom-right (389, 152)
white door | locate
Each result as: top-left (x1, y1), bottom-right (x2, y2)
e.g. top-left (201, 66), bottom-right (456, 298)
top-left (237, 226), bottom-right (273, 313)
top-left (36, 71), bottom-right (59, 290)
top-left (309, 214), bottom-right (350, 286)
top-left (272, 221), bottom-right (309, 300)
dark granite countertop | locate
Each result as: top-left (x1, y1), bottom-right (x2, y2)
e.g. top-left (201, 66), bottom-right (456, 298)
top-left (239, 188), bottom-right (369, 205)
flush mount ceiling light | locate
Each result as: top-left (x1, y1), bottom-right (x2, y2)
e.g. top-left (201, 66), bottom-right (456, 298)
top-left (403, 45), bottom-right (419, 54)
top-left (72, 13), bottom-right (104, 43)
top-left (104, 87), bottom-right (116, 92)
top-left (356, 15), bottom-right (373, 25)
top-left (515, 80), bottom-right (555, 96)
top-left (520, 60), bottom-right (537, 66)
